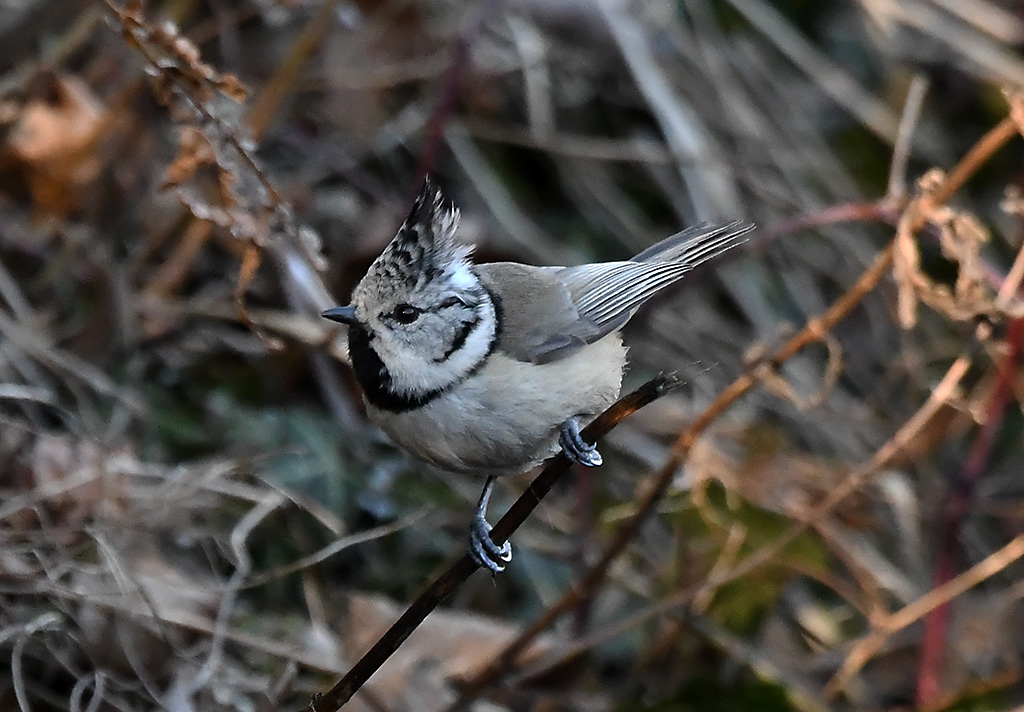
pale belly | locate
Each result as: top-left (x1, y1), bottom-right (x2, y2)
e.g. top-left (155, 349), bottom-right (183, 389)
top-left (367, 333), bottom-right (628, 476)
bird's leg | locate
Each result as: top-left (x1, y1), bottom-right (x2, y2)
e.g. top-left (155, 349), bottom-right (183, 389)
top-left (469, 475), bottom-right (513, 573)
top-left (559, 416), bottom-right (603, 467)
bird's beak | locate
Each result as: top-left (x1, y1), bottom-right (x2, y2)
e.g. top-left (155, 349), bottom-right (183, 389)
top-left (321, 305), bottom-right (359, 325)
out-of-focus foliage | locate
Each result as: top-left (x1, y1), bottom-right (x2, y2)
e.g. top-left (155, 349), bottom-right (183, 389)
top-left (2, 1), bottom-right (1024, 710)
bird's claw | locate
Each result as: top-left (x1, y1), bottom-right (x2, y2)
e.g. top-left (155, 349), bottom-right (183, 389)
top-left (559, 417), bottom-right (603, 467)
top-left (469, 513), bottom-right (512, 574)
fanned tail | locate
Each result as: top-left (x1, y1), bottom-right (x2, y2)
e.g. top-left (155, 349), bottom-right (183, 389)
top-left (631, 220), bottom-right (754, 267)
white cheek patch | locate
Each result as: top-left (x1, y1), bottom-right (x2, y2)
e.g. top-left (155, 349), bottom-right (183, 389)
top-left (436, 309), bottom-right (493, 373)
top-left (385, 298), bottom-right (497, 396)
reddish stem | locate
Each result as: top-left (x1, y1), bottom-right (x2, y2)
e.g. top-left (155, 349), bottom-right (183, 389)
top-left (414, 0), bottom-right (504, 189)
top-left (915, 317), bottom-right (1024, 706)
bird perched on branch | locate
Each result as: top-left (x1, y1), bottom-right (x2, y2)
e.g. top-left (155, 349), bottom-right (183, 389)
top-left (323, 178), bottom-right (752, 573)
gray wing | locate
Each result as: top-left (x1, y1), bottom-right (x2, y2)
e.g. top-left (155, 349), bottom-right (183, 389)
top-left (476, 262), bottom-right (601, 364)
top-left (562, 220), bottom-right (754, 335)
top-left (477, 220), bottom-right (753, 364)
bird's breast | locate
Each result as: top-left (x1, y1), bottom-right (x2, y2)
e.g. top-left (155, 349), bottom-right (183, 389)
top-left (365, 332), bottom-right (628, 476)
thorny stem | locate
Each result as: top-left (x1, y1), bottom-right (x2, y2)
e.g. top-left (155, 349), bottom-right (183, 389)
top-left (909, 110), bottom-right (1023, 708)
top-left (306, 376), bottom-right (678, 712)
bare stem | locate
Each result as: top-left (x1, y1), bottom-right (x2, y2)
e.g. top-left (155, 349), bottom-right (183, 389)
top-left (446, 102), bottom-right (1023, 712)
top-left (307, 375), bottom-right (678, 712)
top-left (915, 317), bottom-right (1024, 706)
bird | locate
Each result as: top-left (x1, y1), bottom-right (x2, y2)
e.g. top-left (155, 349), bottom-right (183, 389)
top-left (323, 178), bottom-right (753, 573)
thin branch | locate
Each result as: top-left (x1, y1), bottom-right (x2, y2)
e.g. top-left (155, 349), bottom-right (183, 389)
top-left (247, 0), bottom-right (344, 141)
top-left (446, 110), bottom-right (1020, 710)
top-left (445, 213), bottom-right (897, 712)
top-left (103, 0), bottom-right (283, 206)
top-left (936, 116), bottom-right (1017, 206)
top-left (828, 533), bottom-right (1024, 698)
top-left (306, 375), bottom-right (678, 712)
top-left (497, 346), bottom-right (976, 686)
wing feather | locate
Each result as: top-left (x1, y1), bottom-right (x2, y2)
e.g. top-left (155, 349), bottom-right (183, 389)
top-left (476, 220), bottom-right (753, 364)
top-left (561, 220), bottom-right (753, 331)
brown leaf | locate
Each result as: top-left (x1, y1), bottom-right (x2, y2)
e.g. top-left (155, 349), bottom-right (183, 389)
top-left (8, 75), bottom-right (106, 216)
top-left (337, 593), bottom-right (558, 711)
top-left (164, 125), bottom-right (216, 188)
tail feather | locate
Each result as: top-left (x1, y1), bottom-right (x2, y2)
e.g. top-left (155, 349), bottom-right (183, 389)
top-left (558, 220), bottom-right (754, 338)
top-left (631, 220), bottom-right (754, 266)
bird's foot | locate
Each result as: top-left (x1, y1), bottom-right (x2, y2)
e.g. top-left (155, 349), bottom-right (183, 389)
top-left (559, 417), bottom-right (603, 467)
top-left (468, 476), bottom-right (512, 574)
top-left (469, 512), bottom-right (512, 574)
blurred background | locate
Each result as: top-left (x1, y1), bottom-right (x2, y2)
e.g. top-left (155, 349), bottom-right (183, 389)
top-left (2, 0), bottom-right (1024, 710)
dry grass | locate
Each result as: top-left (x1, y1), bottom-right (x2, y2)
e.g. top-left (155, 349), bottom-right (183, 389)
top-left (2, 1), bottom-right (1024, 710)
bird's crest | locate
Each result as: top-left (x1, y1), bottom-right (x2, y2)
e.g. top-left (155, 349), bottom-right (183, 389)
top-left (369, 178), bottom-right (473, 293)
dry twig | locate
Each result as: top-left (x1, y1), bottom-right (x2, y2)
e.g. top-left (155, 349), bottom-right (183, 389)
top-left (445, 93), bottom-right (1022, 712)
top-left (308, 375), bottom-right (678, 712)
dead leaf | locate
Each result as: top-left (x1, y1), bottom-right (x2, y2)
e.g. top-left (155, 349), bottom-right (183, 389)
top-left (893, 169), bottom-right (996, 328)
top-left (7, 75), bottom-right (106, 216)
top-left (337, 593), bottom-right (558, 712)
top-left (74, 541), bottom-right (219, 679)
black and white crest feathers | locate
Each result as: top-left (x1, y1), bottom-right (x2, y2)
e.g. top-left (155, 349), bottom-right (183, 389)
top-left (370, 178), bottom-right (473, 294)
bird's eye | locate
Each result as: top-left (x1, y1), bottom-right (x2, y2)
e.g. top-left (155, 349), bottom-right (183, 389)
top-left (390, 304), bottom-right (421, 324)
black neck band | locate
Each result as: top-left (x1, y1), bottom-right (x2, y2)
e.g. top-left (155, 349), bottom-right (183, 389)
top-left (348, 286), bottom-right (504, 413)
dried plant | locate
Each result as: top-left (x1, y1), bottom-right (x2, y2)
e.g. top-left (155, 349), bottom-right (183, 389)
top-left (1, 1), bottom-right (1024, 711)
